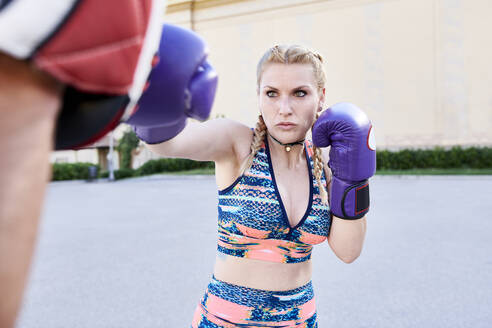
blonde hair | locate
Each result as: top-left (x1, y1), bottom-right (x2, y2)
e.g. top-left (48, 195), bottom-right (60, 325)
top-left (241, 45), bottom-right (329, 204)
top-left (256, 45), bottom-right (326, 94)
top-left (312, 112), bottom-right (329, 204)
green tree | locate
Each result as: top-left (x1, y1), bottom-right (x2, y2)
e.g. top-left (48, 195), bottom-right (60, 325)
top-left (116, 129), bottom-right (140, 170)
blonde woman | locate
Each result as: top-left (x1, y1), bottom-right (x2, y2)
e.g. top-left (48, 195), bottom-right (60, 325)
top-left (133, 45), bottom-right (375, 327)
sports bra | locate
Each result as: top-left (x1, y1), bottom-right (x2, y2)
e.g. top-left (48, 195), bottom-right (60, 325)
top-left (217, 138), bottom-right (331, 264)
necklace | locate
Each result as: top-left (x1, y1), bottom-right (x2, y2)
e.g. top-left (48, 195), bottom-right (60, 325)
top-left (268, 133), bottom-right (305, 152)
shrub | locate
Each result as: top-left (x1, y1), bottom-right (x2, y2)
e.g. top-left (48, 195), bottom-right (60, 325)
top-left (114, 168), bottom-right (135, 180)
top-left (51, 163), bottom-right (99, 181)
top-left (97, 169), bottom-right (135, 180)
top-left (99, 170), bottom-right (109, 178)
top-left (376, 146), bottom-right (492, 170)
top-left (116, 129), bottom-right (140, 169)
top-left (135, 158), bottom-right (214, 176)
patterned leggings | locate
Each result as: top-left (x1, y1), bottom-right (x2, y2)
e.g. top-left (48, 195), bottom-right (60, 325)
top-left (191, 276), bottom-right (318, 327)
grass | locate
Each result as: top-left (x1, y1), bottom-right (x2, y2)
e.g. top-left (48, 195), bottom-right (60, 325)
top-left (59, 167), bottom-right (492, 182)
top-left (99, 167), bottom-right (492, 181)
top-left (160, 168), bottom-right (492, 176)
top-left (376, 168), bottom-right (492, 175)
top-left (158, 168), bottom-right (216, 175)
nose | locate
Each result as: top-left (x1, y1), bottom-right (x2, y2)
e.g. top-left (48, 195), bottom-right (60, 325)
top-left (278, 96), bottom-right (293, 115)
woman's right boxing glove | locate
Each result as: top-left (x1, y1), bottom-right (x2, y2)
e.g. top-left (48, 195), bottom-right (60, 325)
top-left (127, 24), bottom-right (218, 144)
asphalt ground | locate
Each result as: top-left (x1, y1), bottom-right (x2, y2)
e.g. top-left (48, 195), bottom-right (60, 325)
top-left (16, 175), bottom-right (492, 328)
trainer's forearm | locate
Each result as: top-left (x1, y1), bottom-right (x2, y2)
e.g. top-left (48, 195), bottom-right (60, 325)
top-left (0, 54), bottom-right (61, 328)
top-left (327, 216), bottom-right (367, 263)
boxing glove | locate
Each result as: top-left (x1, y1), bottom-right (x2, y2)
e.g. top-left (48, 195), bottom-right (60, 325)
top-left (126, 24), bottom-right (218, 144)
top-left (312, 102), bottom-right (376, 220)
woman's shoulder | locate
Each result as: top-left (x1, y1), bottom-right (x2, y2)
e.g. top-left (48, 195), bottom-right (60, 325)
top-left (216, 118), bottom-right (251, 133)
top-left (213, 118), bottom-right (253, 160)
top-left (212, 118), bottom-right (252, 139)
top-left (226, 118), bottom-right (253, 144)
top-left (213, 119), bottom-right (254, 190)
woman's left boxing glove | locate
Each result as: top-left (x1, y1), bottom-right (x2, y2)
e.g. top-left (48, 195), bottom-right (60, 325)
top-left (312, 102), bottom-right (376, 220)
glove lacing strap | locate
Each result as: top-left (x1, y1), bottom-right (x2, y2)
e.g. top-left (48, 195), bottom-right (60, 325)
top-left (340, 180), bottom-right (370, 220)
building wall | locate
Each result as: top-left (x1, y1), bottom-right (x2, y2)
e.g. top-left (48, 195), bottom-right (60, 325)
top-left (50, 0), bottom-right (492, 168)
top-left (165, 0), bottom-right (492, 149)
top-left (50, 149), bottom-right (98, 164)
top-left (50, 128), bottom-right (122, 170)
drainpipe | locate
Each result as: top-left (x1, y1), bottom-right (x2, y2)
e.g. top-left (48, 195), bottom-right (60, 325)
top-left (190, 0), bottom-right (196, 31)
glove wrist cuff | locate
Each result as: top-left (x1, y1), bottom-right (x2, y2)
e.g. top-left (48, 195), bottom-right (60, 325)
top-left (330, 176), bottom-right (370, 220)
top-left (133, 118), bottom-right (186, 144)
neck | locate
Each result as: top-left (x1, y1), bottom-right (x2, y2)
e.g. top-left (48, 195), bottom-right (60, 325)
top-left (268, 132), bottom-right (305, 151)
top-left (267, 133), bottom-right (305, 169)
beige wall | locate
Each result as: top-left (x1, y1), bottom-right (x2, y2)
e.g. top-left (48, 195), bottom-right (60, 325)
top-left (50, 128), bottom-right (122, 169)
top-left (50, 149), bottom-right (99, 164)
top-left (165, 0), bottom-right (492, 149)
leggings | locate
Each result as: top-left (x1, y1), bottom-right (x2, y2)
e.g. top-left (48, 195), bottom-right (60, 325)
top-left (191, 276), bottom-right (318, 327)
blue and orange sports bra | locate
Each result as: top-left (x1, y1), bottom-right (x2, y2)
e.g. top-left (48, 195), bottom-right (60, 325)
top-left (217, 138), bottom-right (332, 264)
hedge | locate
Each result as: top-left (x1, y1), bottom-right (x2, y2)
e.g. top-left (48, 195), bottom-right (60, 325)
top-left (52, 159), bottom-right (214, 181)
top-left (96, 170), bottom-right (134, 180)
top-left (51, 163), bottom-right (99, 181)
top-left (376, 146), bottom-right (492, 170)
top-left (52, 147), bottom-right (491, 181)
top-left (135, 158), bottom-right (214, 176)
top-left (114, 168), bottom-right (136, 180)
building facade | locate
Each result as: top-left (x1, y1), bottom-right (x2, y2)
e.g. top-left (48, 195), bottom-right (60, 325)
top-left (166, 0), bottom-right (492, 149)
top-left (51, 0), bottom-right (492, 167)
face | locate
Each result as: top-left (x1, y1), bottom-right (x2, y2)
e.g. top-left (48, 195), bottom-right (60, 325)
top-left (258, 63), bottom-right (325, 143)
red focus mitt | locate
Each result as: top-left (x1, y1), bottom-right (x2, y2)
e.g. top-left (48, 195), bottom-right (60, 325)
top-left (0, 0), bottom-right (166, 149)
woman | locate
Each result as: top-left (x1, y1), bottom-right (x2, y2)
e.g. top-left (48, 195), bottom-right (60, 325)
top-left (139, 45), bottom-right (369, 327)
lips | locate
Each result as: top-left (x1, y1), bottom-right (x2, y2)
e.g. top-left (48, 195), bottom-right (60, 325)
top-left (276, 122), bottom-right (296, 127)
top-left (276, 122), bottom-right (297, 131)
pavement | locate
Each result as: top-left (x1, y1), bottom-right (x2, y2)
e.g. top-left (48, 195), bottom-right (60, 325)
top-left (16, 175), bottom-right (492, 328)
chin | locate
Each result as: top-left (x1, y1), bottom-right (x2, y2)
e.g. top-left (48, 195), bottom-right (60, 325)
top-left (273, 129), bottom-right (306, 143)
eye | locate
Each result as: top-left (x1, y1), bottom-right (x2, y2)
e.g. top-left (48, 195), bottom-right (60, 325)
top-left (294, 90), bottom-right (307, 97)
top-left (266, 90), bottom-right (277, 97)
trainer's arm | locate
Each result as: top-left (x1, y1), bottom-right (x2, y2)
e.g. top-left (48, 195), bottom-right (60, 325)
top-left (0, 54), bottom-right (61, 328)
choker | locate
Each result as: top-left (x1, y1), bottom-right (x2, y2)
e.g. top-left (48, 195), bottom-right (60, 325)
top-left (268, 133), bottom-right (305, 152)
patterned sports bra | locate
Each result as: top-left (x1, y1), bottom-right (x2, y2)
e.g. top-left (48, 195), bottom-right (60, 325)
top-left (217, 138), bottom-right (331, 264)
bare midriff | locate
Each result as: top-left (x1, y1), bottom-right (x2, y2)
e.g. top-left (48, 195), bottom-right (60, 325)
top-left (213, 253), bottom-right (312, 291)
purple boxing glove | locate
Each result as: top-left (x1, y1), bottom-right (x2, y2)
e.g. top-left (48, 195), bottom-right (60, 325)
top-left (126, 24), bottom-right (218, 144)
top-left (312, 102), bottom-right (376, 220)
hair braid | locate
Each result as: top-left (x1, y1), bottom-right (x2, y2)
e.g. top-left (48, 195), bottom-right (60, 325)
top-left (240, 115), bottom-right (267, 175)
top-left (312, 112), bottom-right (329, 205)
